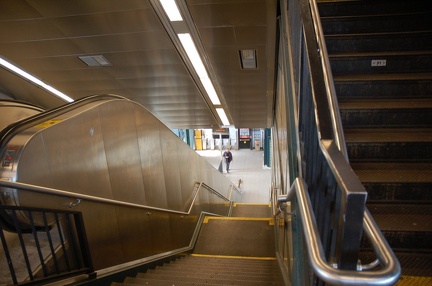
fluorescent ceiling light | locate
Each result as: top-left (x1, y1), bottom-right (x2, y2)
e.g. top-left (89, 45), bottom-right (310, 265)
top-left (160, 0), bottom-right (183, 21)
top-left (200, 77), bottom-right (220, 105)
top-left (178, 33), bottom-right (207, 77)
top-left (178, 33), bottom-right (221, 105)
top-left (0, 57), bottom-right (73, 103)
top-left (216, 108), bottom-right (230, 126)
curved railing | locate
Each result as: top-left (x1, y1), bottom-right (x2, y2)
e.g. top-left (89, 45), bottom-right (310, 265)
top-left (277, 175), bottom-right (400, 285)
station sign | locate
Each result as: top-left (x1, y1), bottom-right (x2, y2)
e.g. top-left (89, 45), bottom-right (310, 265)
top-left (213, 128), bottom-right (229, 135)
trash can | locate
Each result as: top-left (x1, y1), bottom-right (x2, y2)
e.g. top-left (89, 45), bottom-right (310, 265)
top-left (255, 140), bottom-right (260, 150)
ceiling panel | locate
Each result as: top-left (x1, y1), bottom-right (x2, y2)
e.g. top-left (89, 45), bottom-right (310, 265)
top-left (0, 0), bottom-right (278, 129)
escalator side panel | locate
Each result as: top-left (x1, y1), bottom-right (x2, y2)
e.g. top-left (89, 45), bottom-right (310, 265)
top-left (99, 101), bottom-right (146, 204)
top-left (135, 107), bottom-right (167, 208)
top-left (19, 106), bottom-right (114, 199)
top-left (160, 129), bottom-right (184, 211)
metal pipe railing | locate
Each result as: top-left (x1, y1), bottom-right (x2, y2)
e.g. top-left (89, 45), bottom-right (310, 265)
top-left (278, 178), bottom-right (401, 286)
top-left (0, 205), bottom-right (93, 285)
top-left (0, 180), bottom-right (231, 216)
top-left (309, 0), bottom-right (348, 159)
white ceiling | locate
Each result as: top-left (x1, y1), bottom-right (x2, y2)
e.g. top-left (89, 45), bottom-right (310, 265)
top-left (0, 0), bottom-right (278, 129)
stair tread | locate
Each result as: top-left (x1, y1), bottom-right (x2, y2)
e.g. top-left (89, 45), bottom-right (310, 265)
top-left (317, 0), bottom-right (432, 17)
top-left (339, 99), bottom-right (432, 109)
top-left (334, 73), bottom-right (432, 81)
top-left (138, 271), bottom-right (277, 281)
top-left (330, 50), bottom-right (432, 58)
top-left (153, 266), bottom-right (277, 277)
top-left (192, 218), bottom-right (275, 257)
top-left (160, 262), bottom-right (278, 272)
top-left (172, 256), bottom-right (277, 266)
top-left (360, 251), bottom-right (432, 277)
top-left (127, 274), bottom-right (281, 285)
top-left (325, 29), bottom-right (432, 37)
top-left (344, 129), bottom-right (432, 142)
top-left (351, 162), bottom-right (432, 183)
top-left (368, 204), bottom-right (432, 232)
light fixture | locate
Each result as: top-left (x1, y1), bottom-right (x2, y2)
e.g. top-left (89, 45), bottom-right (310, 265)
top-left (79, 55), bottom-right (112, 67)
top-left (159, 0), bottom-right (183, 21)
top-left (216, 108), bottom-right (230, 126)
top-left (178, 33), bottom-right (221, 105)
top-left (0, 57), bottom-right (74, 103)
top-left (158, 0), bottom-right (230, 126)
top-left (240, 49), bottom-right (257, 69)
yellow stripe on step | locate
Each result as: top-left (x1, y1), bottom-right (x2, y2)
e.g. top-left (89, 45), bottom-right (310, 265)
top-left (191, 253), bottom-right (276, 261)
top-left (233, 203), bottom-right (271, 207)
top-left (203, 216), bottom-right (274, 225)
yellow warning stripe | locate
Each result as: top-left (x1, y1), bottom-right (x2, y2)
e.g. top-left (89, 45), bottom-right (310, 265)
top-left (35, 119), bottom-right (63, 129)
top-left (191, 253), bottom-right (276, 261)
top-left (203, 216), bottom-right (274, 225)
top-left (396, 275), bottom-right (432, 285)
top-left (233, 203), bottom-right (271, 207)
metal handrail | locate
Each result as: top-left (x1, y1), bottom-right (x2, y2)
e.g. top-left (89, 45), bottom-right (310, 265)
top-left (0, 94), bottom-right (125, 155)
top-left (0, 180), bottom-right (231, 216)
top-left (278, 178), bottom-right (401, 286)
top-left (309, 0), bottom-right (348, 159)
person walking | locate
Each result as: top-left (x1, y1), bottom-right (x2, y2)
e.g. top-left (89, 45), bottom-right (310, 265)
top-left (223, 148), bottom-right (233, 173)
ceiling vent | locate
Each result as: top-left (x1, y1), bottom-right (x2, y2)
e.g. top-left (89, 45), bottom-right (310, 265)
top-left (79, 55), bottom-right (112, 67)
top-left (239, 49), bottom-right (257, 69)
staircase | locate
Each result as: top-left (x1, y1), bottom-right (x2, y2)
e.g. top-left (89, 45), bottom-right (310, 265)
top-left (112, 204), bottom-right (283, 285)
top-left (318, 0), bottom-right (432, 283)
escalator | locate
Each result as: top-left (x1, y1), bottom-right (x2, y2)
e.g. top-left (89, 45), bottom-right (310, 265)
top-left (112, 204), bottom-right (283, 285)
top-left (0, 95), bottom-right (242, 285)
top-left (318, 0), bottom-right (432, 283)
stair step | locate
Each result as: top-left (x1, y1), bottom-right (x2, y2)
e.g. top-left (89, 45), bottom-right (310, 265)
top-left (321, 12), bottom-right (432, 35)
top-left (160, 261), bottom-right (278, 274)
top-left (351, 162), bottom-right (432, 183)
top-left (318, 0), bottom-right (432, 17)
top-left (113, 255), bottom-right (283, 286)
top-left (330, 52), bottom-right (432, 75)
top-left (137, 270), bottom-right (277, 283)
top-left (359, 251), bottom-right (432, 278)
top-left (339, 100), bottom-right (432, 128)
top-left (231, 203), bottom-right (272, 217)
top-left (365, 204), bottom-right (432, 251)
top-left (172, 256), bottom-right (277, 267)
top-left (153, 266), bottom-right (277, 278)
top-left (334, 76), bottom-right (432, 100)
top-left (325, 31), bottom-right (432, 54)
top-left (193, 217), bottom-right (275, 257)
top-left (363, 182), bottom-right (432, 203)
top-left (124, 276), bottom-right (281, 286)
top-left (345, 129), bottom-right (432, 162)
